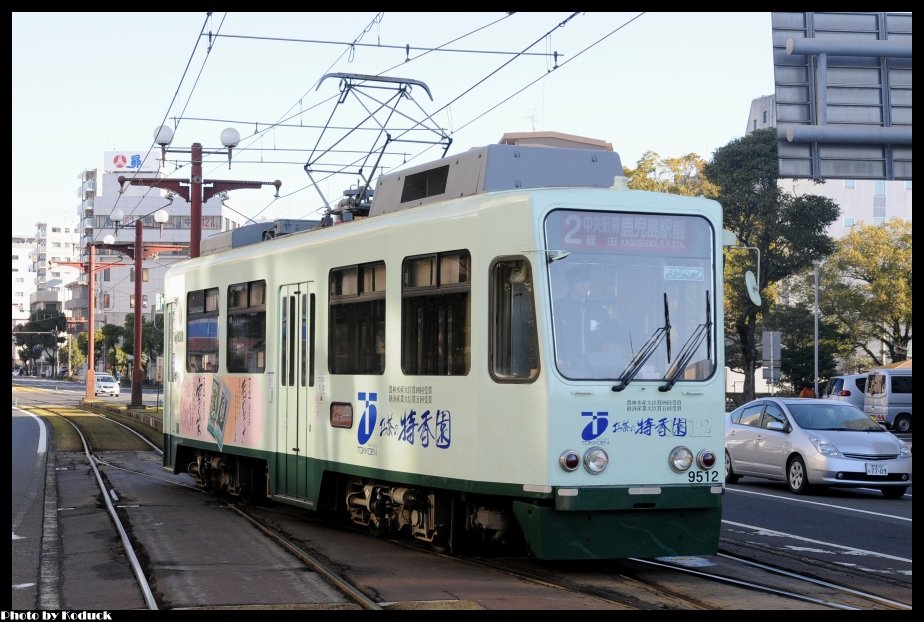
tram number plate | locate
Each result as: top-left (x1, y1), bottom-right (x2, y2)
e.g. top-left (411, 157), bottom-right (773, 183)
top-left (865, 463), bottom-right (888, 476)
top-left (687, 470), bottom-right (719, 483)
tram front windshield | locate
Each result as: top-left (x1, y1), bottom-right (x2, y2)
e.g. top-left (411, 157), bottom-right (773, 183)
top-left (545, 209), bottom-right (716, 383)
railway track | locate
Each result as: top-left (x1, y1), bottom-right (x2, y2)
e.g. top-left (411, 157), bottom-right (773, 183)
top-left (14, 395), bottom-right (913, 611)
top-left (22, 403), bottom-right (373, 610)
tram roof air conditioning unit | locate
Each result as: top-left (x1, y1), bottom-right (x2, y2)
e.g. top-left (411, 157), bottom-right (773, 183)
top-left (369, 141), bottom-right (622, 217)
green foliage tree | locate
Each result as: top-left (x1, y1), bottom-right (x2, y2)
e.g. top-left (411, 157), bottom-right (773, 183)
top-left (15, 310), bottom-right (68, 375)
top-left (76, 329), bottom-right (106, 370)
top-left (790, 218), bottom-right (912, 367)
top-left (123, 313), bottom-right (164, 382)
top-left (624, 151), bottom-right (719, 197)
top-left (705, 128), bottom-right (840, 401)
top-left (760, 303), bottom-right (841, 392)
top-left (100, 324), bottom-right (126, 375)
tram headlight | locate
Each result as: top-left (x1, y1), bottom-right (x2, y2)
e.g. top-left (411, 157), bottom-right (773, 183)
top-left (697, 449), bottom-right (717, 470)
top-left (583, 447), bottom-right (609, 474)
top-left (668, 446), bottom-right (694, 473)
top-left (559, 450), bottom-right (581, 472)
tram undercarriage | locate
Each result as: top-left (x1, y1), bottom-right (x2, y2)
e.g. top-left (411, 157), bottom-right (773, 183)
top-left (182, 448), bottom-right (520, 552)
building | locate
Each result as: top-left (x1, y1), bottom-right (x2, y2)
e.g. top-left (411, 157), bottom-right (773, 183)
top-left (10, 223), bottom-right (80, 373)
top-left (67, 149), bottom-right (246, 375)
top-left (11, 234), bottom-right (36, 328)
top-left (746, 95), bottom-right (912, 238)
top-left (11, 233), bottom-right (36, 369)
top-left (731, 95), bottom-right (913, 389)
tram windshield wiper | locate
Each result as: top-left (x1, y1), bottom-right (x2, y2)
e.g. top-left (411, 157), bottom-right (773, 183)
top-left (612, 293), bottom-right (671, 392)
top-left (658, 292), bottom-right (712, 392)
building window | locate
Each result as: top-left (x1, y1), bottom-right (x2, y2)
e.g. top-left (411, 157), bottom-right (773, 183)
top-left (874, 180), bottom-right (885, 196)
top-left (906, 180), bottom-right (912, 190)
top-left (762, 110), bottom-right (768, 123)
top-left (227, 280), bottom-right (266, 373)
top-left (329, 262), bottom-right (386, 375)
top-left (844, 179), bottom-right (855, 189)
top-left (752, 119), bottom-right (757, 131)
top-left (129, 268), bottom-right (150, 283)
top-left (103, 268), bottom-right (111, 282)
top-left (843, 217), bottom-right (856, 228)
top-left (401, 250), bottom-right (470, 375)
top-left (187, 288), bottom-right (219, 373)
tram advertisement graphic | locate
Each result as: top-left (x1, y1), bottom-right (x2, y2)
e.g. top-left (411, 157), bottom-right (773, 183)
top-left (207, 378), bottom-right (232, 451)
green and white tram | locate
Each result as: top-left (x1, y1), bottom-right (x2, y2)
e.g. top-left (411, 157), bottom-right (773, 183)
top-left (161, 141), bottom-right (726, 560)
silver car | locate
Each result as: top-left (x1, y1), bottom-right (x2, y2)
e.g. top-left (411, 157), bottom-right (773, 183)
top-left (94, 373), bottom-right (121, 397)
top-left (725, 397), bottom-right (911, 499)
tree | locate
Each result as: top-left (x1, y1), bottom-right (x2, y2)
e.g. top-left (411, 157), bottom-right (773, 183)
top-left (760, 303), bottom-right (841, 392)
top-left (123, 313), bottom-right (164, 382)
top-left (15, 310), bottom-right (68, 375)
top-left (100, 324), bottom-right (126, 375)
top-left (624, 151), bottom-right (719, 197)
top-left (791, 219), bottom-right (912, 367)
top-left (76, 329), bottom-right (106, 370)
top-left (705, 128), bottom-right (840, 401)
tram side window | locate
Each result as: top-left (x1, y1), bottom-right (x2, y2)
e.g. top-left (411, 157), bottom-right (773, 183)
top-left (401, 251), bottom-right (471, 376)
top-left (490, 258), bottom-right (539, 382)
top-left (329, 261), bottom-right (386, 374)
top-left (187, 287), bottom-right (219, 373)
top-left (227, 280), bottom-right (266, 373)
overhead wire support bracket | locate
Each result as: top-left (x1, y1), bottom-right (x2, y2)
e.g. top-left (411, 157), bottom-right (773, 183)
top-left (304, 73), bottom-right (451, 216)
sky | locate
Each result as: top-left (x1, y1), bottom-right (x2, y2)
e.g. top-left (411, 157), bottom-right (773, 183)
top-left (11, 12), bottom-right (776, 234)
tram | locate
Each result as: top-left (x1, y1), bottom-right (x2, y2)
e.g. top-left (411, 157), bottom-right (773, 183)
top-left (161, 139), bottom-right (726, 559)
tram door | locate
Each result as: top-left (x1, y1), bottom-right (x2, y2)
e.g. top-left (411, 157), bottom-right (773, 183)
top-left (277, 282), bottom-right (315, 502)
top-left (162, 301), bottom-right (176, 468)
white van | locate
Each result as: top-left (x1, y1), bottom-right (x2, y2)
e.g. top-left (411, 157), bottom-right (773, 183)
top-left (824, 373), bottom-right (868, 410)
top-left (864, 368), bottom-right (912, 433)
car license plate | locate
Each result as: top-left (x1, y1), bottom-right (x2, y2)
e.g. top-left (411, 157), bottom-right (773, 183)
top-left (866, 463), bottom-right (888, 476)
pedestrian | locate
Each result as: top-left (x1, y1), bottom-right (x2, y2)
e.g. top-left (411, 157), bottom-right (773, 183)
top-left (799, 384), bottom-right (815, 398)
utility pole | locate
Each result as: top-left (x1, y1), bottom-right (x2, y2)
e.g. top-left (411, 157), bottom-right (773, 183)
top-left (118, 126), bottom-right (280, 259)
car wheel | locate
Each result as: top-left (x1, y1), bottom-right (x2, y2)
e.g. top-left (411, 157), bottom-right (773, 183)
top-left (787, 456), bottom-right (811, 494)
top-left (893, 415), bottom-right (912, 434)
top-left (881, 486), bottom-right (907, 499)
top-left (724, 450), bottom-right (740, 484)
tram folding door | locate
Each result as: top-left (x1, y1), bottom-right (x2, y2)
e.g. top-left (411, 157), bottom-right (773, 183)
top-left (277, 282), bottom-right (315, 501)
top-left (163, 301), bottom-right (176, 468)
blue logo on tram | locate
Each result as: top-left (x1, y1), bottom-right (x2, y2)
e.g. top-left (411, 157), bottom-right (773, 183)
top-left (358, 391), bottom-right (378, 445)
top-left (581, 411), bottom-right (609, 441)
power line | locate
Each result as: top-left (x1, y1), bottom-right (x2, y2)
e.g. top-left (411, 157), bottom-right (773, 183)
top-left (208, 32), bottom-right (559, 58)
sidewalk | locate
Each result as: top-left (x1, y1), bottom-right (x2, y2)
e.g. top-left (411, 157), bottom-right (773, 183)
top-left (80, 398), bottom-right (163, 433)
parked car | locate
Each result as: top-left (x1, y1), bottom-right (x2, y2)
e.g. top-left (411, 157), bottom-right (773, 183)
top-left (823, 373), bottom-right (868, 410)
top-left (94, 373), bottom-right (121, 397)
top-left (725, 397), bottom-right (911, 498)
top-left (864, 368), bottom-right (912, 433)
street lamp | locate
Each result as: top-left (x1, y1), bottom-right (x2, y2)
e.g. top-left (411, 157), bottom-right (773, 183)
top-left (97, 208), bottom-right (185, 407)
top-left (119, 126), bottom-right (281, 259)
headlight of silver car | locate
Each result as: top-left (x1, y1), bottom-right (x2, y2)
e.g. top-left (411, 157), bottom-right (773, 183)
top-left (809, 436), bottom-right (841, 457)
top-left (900, 442), bottom-right (911, 459)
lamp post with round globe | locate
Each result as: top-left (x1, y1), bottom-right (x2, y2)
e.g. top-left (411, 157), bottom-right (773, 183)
top-left (119, 126), bottom-right (281, 259)
top-left (97, 208), bottom-right (183, 407)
